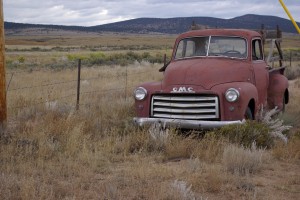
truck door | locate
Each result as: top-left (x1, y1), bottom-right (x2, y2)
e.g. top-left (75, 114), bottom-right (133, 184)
top-left (252, 38), bottom-right (269, 108)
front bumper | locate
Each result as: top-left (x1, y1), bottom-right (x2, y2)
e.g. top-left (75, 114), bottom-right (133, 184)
top-left (133, 117), bottom-right (245, 130)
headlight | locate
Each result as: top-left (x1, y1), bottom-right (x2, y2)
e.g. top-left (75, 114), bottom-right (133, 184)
top-left (225, 88), bottom-right (240, 102)
top-left (134, 87), bottom-right (147, 100)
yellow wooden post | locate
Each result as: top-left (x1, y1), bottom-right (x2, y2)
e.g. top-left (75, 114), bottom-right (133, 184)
top-left (0, 0), bottom-right (7, 126)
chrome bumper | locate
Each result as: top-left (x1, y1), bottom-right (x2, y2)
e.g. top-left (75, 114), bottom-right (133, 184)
top-left (133, 117), bottom-right (245, 130)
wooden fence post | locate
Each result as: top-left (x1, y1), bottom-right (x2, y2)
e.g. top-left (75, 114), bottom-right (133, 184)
top-left (76, 59), bottom-right (81, 110)
top-left (125, 65), bottom-right (127, 100)
top-left (290, 50), bottom-right (292, 67)
top-left (0, 0), bottom-right (7, 128)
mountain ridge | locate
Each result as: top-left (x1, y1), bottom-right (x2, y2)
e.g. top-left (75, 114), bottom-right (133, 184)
top-left (5, 14), bottom-right (300, 34)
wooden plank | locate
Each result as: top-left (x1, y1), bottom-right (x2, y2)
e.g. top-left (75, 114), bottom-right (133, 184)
top-left (266, 39), bottom-right (275, 63)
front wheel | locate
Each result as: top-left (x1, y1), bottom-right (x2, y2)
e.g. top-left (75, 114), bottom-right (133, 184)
top-left (281, 96), bottom-right (286, 113)
top-left (244, 107), bottom-right (253, 120)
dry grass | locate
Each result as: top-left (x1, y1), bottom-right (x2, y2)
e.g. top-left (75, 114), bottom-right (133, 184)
top-left (282, 35), bottom-right (300, 49)
top-left (222, 144), bottom-right (265, 175)
top-left (1, 33), bottom-right (300, 199)
top-left (272, 133), bottom-right (300, 162)
top-left (5, 30), bottom-right (176, 48)
top-left (2, 66), bottom-right (300, 199)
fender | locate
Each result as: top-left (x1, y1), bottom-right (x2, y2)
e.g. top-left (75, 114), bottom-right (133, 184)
top-left (268, 72), bottom-right (289, 110)
top-left (134, 81), bottom-right (162, 117)
top-left (211, 82), bottom-right (258, 120)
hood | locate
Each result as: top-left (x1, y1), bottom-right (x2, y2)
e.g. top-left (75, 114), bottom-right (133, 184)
top-left (162, 58), bottom-right (252, 90)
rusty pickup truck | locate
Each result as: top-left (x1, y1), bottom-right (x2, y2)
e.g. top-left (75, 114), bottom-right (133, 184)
top-left (133, 29), bottom-right (289, 129)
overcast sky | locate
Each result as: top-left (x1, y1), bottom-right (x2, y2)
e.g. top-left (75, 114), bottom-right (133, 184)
top-left (3, 0), bottom-right (300, 26)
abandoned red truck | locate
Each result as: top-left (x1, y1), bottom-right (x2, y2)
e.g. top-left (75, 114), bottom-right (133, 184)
top-left (133, 29), bottom-right (289, 129)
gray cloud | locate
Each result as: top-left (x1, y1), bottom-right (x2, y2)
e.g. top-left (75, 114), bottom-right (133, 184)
top-left (3, 0), bottom-right (300, 26)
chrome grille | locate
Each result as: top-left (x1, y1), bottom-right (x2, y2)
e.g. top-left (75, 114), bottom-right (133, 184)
top-left (151, 95), bottom-right (219, 120)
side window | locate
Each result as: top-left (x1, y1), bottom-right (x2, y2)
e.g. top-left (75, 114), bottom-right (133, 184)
top-left (175, 39), bottom-right (195, 59)
top-left (175, 40), bottom-right (184, 59)
top-left (252, 39), bottom-right (263, 60)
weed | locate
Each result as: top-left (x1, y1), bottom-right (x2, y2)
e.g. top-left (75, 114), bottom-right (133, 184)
top-left (222, 143), bottom-right (264, 175)
top-left (163, 135), bottom-right (195, 161)
top-left (285, 66), bottom-right (300, 80)
top-left (258, 107), bottom-right (292, 144)
top-left (187, 157), bottom-right (202, 173)
top-left (171, 180), bottom-right (196, 200)
top-left (272, 132), bottom-right (300, 162)
top-left (148, 123), bottom-right (169, 150)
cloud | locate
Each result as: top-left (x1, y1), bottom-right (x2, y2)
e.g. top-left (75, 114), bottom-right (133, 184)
top-left (3, 0), bottom-right (300, 26)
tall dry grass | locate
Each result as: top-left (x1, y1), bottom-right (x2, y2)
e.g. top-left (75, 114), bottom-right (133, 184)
top-left (222, 144), bottom-right (265, 175)
top-left (1, 33), bottom-right (300, 199)
top-left (2, 62), bottom-right (300, 199)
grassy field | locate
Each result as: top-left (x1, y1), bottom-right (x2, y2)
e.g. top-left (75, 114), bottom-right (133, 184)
top-left (1, 30), bottom-right (300, 199)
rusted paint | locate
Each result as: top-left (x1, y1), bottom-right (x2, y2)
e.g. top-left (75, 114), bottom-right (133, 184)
top-left (268, 71), bottom-right (289, 110)
top-left (162, 58), bottom-right (252, 90)
top-left (211, 82), bottom-right (258, 120)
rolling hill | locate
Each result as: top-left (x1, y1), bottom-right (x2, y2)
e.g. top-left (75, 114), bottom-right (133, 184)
top-left (5, 14), bottom-right (300, 34)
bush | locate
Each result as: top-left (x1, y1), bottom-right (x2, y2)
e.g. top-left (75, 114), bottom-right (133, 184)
top-left (6, 59), bottom-right (18, 69)
top-left (215, 121), bottom-right (273, 148)
top-left (66, 51), bottom-right (170, 67)
top-left (67, 54), bottom-right (88, 62)
top-left (18, 56), bottom-right (25, 63)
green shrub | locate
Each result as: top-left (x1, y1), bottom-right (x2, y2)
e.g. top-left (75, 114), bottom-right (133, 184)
top-left (66, 51), bottom-right (171, 67)
top-left (6, 59), bottom-right (16, 69)
top-left (213, 121), bottom-right (273, 148)
top-left (30, 47), bottom-right (42, 51)
top-left (18, 56), bottom-right (25, 63)
top-left (67, 54), bottom-right (88, 61)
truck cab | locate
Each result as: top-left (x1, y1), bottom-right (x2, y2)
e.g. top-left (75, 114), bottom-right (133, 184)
top-left (133, 29), bottom-right (289, 129)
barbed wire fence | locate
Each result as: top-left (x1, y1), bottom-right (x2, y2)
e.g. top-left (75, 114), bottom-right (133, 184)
top-left (284, 49), bottom-right (300, 80)
top-left (5, 49), bottom-right (298, 113)
top-left (5, 59), bottom-right (156, 113)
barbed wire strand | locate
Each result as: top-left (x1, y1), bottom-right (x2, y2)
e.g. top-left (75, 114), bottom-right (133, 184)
top-left (6, 65), bottom-right (157, 76)
top-left (7, 84), bottom-right (139, 110)
top-left (6, 68), bottom-right (153, 92)
top-left (8, 93), bottom-right (77, 109)
top-left (6, 68), bottom-right (56, 75)
top-left (8, 79), bottom-right (78, 92)
top-left (80, 69), bottom-right (154, 82)
top-left (6, 63), bottom-right (156, 110)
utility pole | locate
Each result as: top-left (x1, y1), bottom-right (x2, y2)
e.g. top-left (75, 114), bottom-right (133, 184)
top-left (0, 0), bottom-right (7, 128)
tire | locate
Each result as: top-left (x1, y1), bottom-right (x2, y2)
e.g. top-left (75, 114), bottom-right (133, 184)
top-left (282, 96), bottom-right (286, 113)
top-left (244, 107), bottom-right (253, 120)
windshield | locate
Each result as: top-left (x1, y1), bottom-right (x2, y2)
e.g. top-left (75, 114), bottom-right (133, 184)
top-left (175, 36), bottom-right (247, 59)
